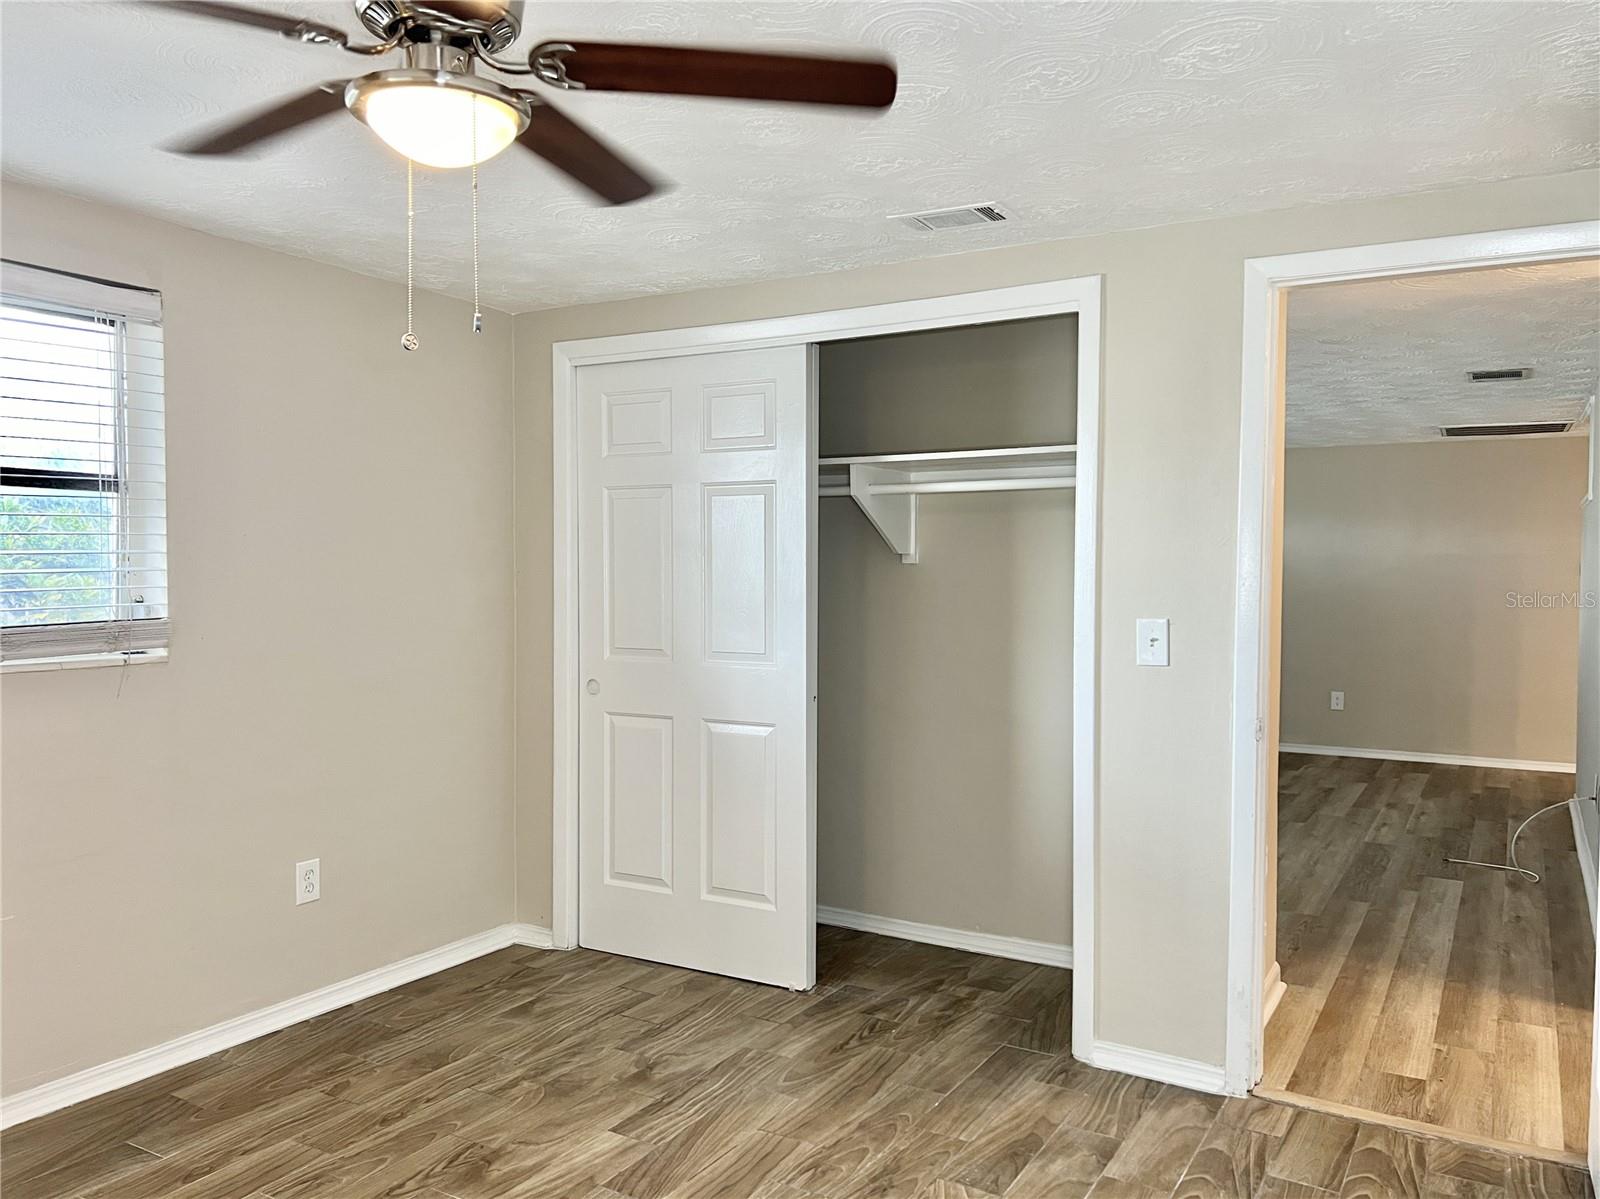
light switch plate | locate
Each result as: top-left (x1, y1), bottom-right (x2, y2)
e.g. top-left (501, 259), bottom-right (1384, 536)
top-left (1136, 618), bottom-right (1169, 667)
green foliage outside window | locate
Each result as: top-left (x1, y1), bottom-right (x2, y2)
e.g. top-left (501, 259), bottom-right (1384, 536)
top-left (0, 490), bottom-right (117, 626)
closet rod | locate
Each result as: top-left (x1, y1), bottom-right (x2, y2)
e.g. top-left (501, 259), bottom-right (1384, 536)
top-left (872, 477), bottom-right (1075, 495)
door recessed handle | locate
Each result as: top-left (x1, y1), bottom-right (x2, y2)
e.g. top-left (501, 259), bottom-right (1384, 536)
top-left (586, 678), bottom-right (600, 695)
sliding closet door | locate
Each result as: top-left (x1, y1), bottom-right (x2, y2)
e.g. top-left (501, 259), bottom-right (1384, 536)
top-left (576, 346), bottom-right (815, 989)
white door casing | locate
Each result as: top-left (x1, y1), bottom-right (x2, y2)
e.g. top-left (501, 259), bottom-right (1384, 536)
top-left (1230, 222), bottom-right (1600, 1096)
top-left (576, 346), bottom-right (815, 990)
top-left (552, 278), bottom-right (1100, 1060)
top-left (1582, 400), bottom-right (1599, 1181)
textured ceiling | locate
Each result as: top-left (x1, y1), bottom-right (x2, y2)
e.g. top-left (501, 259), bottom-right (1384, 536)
top-left (1286, 259), bottom-right (1600, 447)
top-left (1, 2), bottom-right (1597, 312)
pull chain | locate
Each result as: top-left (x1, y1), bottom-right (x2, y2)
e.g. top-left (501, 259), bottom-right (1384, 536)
top-left (401, 157), bottom-right (418, 352)
top-left (471, 101), bottom-right (482, 334)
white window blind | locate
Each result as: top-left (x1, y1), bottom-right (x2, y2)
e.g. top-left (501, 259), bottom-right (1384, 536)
top-left (0, 260), bottom-right (168, 663)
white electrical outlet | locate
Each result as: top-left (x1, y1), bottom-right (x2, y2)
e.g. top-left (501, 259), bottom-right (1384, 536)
top-left (295, 858), bottom-right (321, 905)
top-left (1330, 690), bottom-right (1345, 711)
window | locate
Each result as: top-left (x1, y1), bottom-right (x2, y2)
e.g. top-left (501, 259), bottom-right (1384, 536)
top-left (0, 261), bottom-right (167, 664)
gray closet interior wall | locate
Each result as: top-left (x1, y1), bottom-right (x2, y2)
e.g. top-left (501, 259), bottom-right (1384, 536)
top-left (817, 315), bottom-right (1077, 946)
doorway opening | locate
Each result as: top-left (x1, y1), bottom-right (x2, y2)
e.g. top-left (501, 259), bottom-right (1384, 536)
top-left (1228, 225), bottom-right (1600, 1169)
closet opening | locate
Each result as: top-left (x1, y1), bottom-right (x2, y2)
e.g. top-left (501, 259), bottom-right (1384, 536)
top-left (812, 315), bottom-right (1078, 1040)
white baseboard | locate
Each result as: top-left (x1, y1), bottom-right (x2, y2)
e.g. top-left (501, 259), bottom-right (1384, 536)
top-left (1571, 802), bottom-right (1598, 931)
top-left (1085, 1040), bottom-right (1229, 1094)
top-left (0, 921), bottom-right (552, 1130)
top-left (507, 922), bottom-right (555, 949)
top-left (817, 905), bottom-right (1072, 969)
top-left (1262, 960), bottom-right (1287, 1028)
top-left (1279, 743), bottom-right (1576, 774)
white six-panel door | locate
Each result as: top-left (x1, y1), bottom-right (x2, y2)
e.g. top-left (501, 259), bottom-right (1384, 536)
top-left (577, 346), bottom-right (814, 990)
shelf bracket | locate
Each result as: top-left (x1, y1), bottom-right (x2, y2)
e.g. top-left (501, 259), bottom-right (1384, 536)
top-left (820, 444), bottom-right (1076, 564)
top-left (849, 464), bottom-right (918, 563)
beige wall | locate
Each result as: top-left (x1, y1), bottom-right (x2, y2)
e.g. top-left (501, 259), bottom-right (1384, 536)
top-left (1281, 438), bottom-right (1587, 764)
top-left (818, 495), bottom-right (1074, 943)
top-left (0, 184), bottom-right (515, 1095)
top-left (820, 318), bottom-right (1076, 455)
top-left (514, 169), bottom-right (1599, 1066)
top-left (817, 319), bottom-right (1075, 944)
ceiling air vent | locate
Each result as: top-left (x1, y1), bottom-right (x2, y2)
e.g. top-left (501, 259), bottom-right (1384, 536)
top-left (1440, 420), bottom-right (1574, 438)
top-left (1466, 367), bottom-right (1533, 382)
top-left (892, 203), bottom-right (1013, 231)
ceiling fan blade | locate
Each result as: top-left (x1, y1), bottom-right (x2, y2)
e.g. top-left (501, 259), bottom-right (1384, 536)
top-left (514, 99), bottom-right (658, 205)
top-left (531, 42), bottom-right (897, 108)
top-left (149, 2), bottom-right (350, 45)
top-left (172, 84), bottom-right (348, 156)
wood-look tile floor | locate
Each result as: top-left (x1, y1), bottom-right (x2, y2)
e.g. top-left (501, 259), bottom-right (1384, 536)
top-left (6, 927), bottom-right (1592, 1199)
top-left (1266, 753), bottom-right (1594, 1162)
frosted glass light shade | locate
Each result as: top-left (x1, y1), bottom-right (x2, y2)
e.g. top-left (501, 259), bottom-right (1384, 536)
top-left (360, 83), bottom-right (522, 169)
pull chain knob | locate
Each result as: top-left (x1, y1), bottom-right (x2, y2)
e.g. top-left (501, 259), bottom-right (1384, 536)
top-left (470, 107), bottom-right (482, 335)
top-left (401, 156), bottom-right (419, 352)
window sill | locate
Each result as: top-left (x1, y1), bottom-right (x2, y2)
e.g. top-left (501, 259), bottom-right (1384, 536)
top-left (2, 648), bottom-right (169, 675)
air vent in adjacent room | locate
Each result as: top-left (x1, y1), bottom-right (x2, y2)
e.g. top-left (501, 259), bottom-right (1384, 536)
top-left (1466, 367), bottom-right (1533, 382)
top-left (1439, 420), bottom-right (1574, 438)
top-left (892, 203), bottom-right (1013, 231)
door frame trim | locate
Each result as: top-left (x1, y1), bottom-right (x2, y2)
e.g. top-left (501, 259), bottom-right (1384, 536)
top-left (1226, 220), bottom-right (1600, 1096)
top-left (552, 277), bottom-right (1102, 1047)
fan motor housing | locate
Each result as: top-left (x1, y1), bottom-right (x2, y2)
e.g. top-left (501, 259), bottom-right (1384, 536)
top-left (354, 0), bottom-right (523, 50)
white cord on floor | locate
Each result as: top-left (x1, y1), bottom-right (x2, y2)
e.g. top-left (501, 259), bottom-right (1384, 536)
top-left (1444, 795), bottom-right (1593, 883)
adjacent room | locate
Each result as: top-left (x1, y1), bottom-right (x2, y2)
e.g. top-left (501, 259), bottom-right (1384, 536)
top-left (1262, 260), bottom-right (1600, 1160)
top-left (2, 2), bottom-right (1598, 1197)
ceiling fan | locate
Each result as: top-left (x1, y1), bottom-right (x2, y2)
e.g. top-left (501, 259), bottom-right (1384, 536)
top-left (153, 0), bottom-right (899, 205)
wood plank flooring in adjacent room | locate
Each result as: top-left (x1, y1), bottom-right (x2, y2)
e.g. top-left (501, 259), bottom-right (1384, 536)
top-left (4, 929), bottom-right (1592, 1199)
top-left (1265, 753), bottom-right (1595, 1162)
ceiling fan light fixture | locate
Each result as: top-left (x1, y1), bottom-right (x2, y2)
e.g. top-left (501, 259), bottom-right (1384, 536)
top-left (346, 71), bottom-right (526, 169)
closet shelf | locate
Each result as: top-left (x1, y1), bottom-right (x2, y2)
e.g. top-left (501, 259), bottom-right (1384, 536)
top-left (817, 444), bottom-right (1076, 563)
